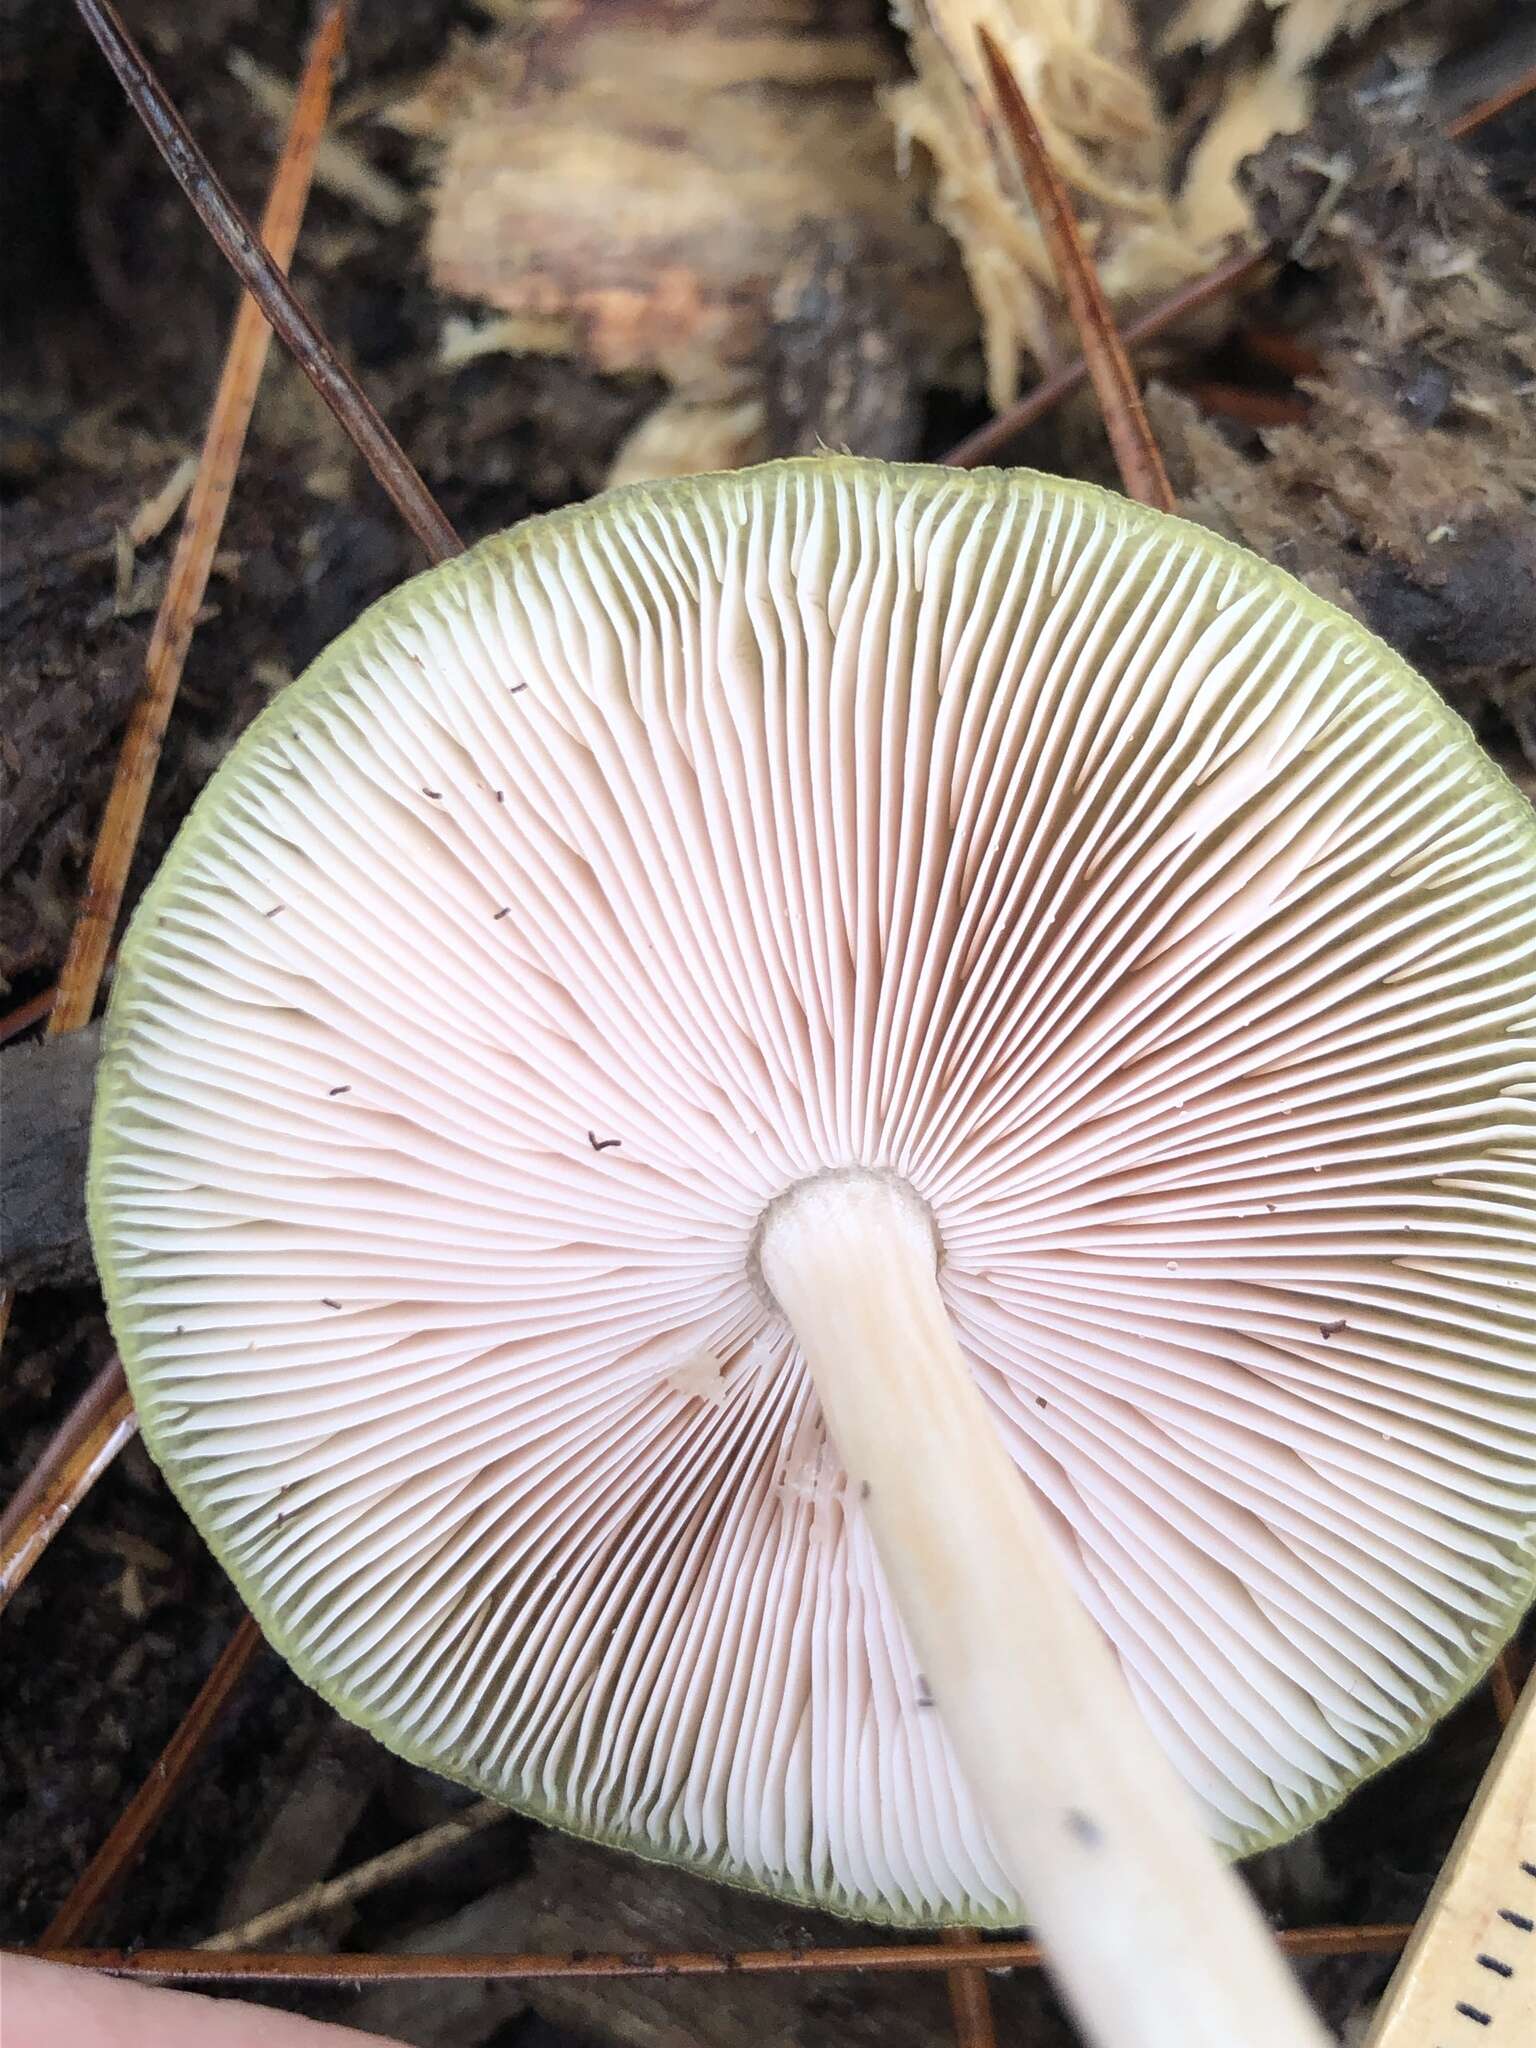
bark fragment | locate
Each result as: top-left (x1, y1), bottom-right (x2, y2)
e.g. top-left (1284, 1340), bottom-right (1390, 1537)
top-left (1, 1024), bottom-right (100, 1290)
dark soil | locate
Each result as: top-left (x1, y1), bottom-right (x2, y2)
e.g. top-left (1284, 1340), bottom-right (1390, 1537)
top-left (2, 2), bottom-right (1533, 2043)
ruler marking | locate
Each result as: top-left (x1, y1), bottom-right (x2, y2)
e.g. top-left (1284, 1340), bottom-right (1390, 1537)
top-left (1364, 1672), bottom-right (1535, 2048)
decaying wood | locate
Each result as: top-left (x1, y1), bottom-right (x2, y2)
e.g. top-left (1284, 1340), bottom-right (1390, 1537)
top-left (1151, 1), bottom-right (1415, 252)
top-left (1162, 0), bottom-right (1410, 75)
top-left (606, 222), bottom-right (933, 486)
top-left (1149, 88), bottom-right (1536, 759)
top-left (888, 1), bottom-right (1502, 410)
top-left (891, 0), bottom-right (1217, 405)
top-left (762, 228), bottom-right (928, 463)
top-left (409, 0), bottom-right (971, 483)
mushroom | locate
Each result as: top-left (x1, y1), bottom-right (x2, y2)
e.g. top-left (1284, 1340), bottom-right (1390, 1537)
top-left (90, 459), bottom-right (1536, 2046)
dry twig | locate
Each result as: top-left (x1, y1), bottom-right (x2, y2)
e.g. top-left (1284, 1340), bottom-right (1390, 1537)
top-left (200, 1801), bottom-right (511, 1954)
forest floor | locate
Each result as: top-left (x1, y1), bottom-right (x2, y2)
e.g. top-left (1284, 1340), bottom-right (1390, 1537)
top-left (3, 4), bottom-right (1532, 2044)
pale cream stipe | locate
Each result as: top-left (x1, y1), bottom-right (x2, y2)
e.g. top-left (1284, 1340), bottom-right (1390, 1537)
top-left (762, 1170), bottom-right (1329, 2046)
top-left (90, 461), bottom-right (1536, 2004)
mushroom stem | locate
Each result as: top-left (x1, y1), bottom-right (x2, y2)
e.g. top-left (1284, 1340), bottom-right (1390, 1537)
top-left (759, 1174), bottom-right (1328, 2048)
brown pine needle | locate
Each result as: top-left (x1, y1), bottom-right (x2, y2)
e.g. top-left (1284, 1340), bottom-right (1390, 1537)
top-left (974, 27), bottom-right (1173, 514)
top-left (1179, 381), bottom-right (1311, 428)
top-left (0, 1357), bottom-right (136, 1612)
top-left (0, 959), bottom-right (119, 1046)
top-left (1445, 60), bottom-right (1536, 139)
top-left (0, 14), bottom-right (343, 1570)
top-left (945, 63), bottom-right (1535, 475)
top-left (943, 245), bottom-right (1268, 470)
top-left (0, 4), bottom-right (348, 1356)
top-left (73, 0), bottom-right (460, 566)
top-left (32, 1922), bottom-right (1415, 1986)
top-left (941, 1926), bottom-right (999, 2048)
top-left (15, 27), bottom-right (1533, 2020)
top-left (49, 3), bottom-right (344, 1043)
top-left (40, 1614), bottom-right (265, 1948)
top-left (0, 988), bottom-right (59, 1044)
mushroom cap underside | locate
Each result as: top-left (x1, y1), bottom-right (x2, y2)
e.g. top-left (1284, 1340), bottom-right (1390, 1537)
top-left (91, 458), bottom-right (1536, 1927)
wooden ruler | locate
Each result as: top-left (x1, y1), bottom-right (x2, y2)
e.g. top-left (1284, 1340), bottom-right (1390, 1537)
top-left (1365, 1669), bottom-right (1535, 2046)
